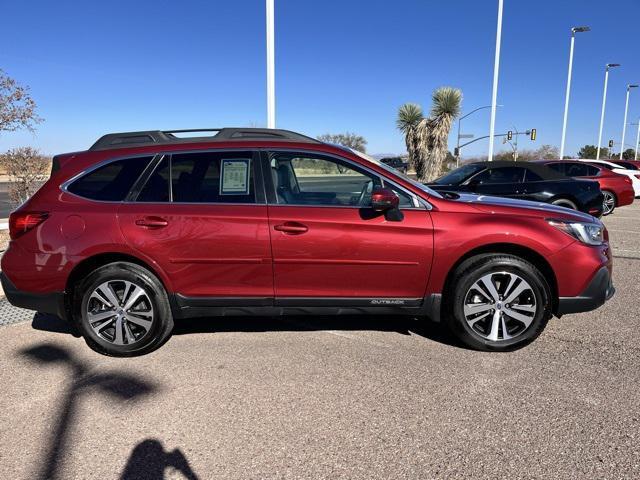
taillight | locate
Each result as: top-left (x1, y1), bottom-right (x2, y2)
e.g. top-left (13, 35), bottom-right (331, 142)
top-left (9, 212), bottom-right (49, 240)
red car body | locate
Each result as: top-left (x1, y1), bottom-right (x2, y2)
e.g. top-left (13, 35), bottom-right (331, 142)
top-left (1, 129), bottom-right (615, 353)
top-left (540, 160), bottom-right (635, 208)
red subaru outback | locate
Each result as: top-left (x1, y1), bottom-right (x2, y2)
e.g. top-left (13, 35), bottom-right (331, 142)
top-left (2, 129), bottom-right (615, 356)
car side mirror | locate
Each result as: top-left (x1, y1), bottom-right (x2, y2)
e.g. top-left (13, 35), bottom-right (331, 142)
top-left (371, 187), bottom-right (400, 212)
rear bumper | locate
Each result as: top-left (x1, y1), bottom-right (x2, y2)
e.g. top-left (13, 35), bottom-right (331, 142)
top-left (1, 272), bottom-right (66, 319)
top-left (556, 266), bottom-right (615, 316)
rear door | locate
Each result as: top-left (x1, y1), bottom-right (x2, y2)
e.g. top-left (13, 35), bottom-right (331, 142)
top-left (117, 150), bottom-right (274, 301)
top-left (264, 150), bottom-right (434, 303)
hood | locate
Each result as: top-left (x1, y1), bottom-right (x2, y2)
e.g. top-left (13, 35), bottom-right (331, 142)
top-left (447, 192), bottom-right (597, 222)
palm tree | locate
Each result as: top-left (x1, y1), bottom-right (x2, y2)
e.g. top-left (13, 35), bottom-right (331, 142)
top-left (424, 87), bottom-right (462, 181)
top-left (397, 88), bottom-right (462, 183)
top-left (396, 103), bottom-right (426, 175)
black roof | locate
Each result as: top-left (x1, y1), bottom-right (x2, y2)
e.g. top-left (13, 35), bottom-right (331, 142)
top-left (466, 160), bottom-right (567, 180)
top-left (89, 128), bottom-right (321, 151)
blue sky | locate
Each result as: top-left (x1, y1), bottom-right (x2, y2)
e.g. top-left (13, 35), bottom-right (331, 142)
top-left (1, 0), bottom-right (640, 157)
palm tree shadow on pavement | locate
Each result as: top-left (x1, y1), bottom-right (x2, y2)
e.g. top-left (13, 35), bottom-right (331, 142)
top-left (119, 439), bottom-right (200, 480)
top-left (18, 343), bottom-right (158, 480)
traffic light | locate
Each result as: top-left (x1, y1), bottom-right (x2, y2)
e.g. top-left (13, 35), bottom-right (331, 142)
top-left (454, 147), bottom-right (460, 157)
top-left (530, 128), bottom-right (537, 141)
top-left (507, 131), bottom-right (513, 141)
top-left (608, 140), bottom-right (614, 148)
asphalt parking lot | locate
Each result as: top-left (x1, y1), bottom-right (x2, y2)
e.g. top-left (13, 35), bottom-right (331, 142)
top-left (1, 204), bottom-right (639, 479)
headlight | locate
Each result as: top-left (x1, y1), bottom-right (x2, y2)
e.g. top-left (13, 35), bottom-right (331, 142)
top-left (547, 219), bottom-right (604, 246)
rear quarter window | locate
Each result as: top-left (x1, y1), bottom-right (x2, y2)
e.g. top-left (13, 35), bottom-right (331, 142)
top-left (66, 156), bottom-right (153, 201)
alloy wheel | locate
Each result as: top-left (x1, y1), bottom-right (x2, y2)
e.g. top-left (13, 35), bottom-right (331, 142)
top-left (86, 280), bottom-right (154, 346)
top-left (463, 271), bottom-right (537, 342)
top-left (602, 191), bottom-right (615, 215)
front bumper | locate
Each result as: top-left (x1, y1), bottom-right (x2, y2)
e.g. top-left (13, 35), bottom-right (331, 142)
top-left (1, 272), bottom-right (66, 319)
top-left (556, 266), bottom-right (615, 316)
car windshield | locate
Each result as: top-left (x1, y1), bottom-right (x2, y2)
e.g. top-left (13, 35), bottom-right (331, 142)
top-left (346, 148), bottom-right (443, 199)
top-left (433, 164), bottom-right (486, 185)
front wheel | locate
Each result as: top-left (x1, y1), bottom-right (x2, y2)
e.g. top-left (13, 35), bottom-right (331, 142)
top-left (446, 254), bottom-right (552, 351)
top-left (74, 262), bottom-right (174, 357)
top-left (602, 190), bottom-right (616, 216)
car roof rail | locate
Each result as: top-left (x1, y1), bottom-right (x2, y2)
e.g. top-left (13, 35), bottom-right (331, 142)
top-left (89, 128), bottom-right (321, 151)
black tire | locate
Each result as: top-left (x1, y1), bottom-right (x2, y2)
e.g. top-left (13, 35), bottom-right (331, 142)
top-left (445, 254), bottom-right (552, 352)
top-left (74, 262), bottom-right (174, 357)
top-left (551, 197), bottom-right (577, 210)
top-left (602, 190), bottom-right (616, 216)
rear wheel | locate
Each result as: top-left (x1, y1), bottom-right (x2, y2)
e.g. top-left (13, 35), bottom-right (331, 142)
top-left (551, 197), bottom-right (577, 210)
top-left (602, 190), bottom-right (616, 216)
top-left (446, 254), bottom-right (551, 351)
top-left (74, 262), bottom-right (174, 357)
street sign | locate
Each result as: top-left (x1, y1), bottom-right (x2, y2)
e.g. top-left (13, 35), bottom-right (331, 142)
top-left (459, 134), bottom-right (474, 139)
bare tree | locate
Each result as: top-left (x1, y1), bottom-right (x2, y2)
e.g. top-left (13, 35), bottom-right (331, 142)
top-left (0, 70), bottom-right (42, 133)
top-left (317, 132), bottom-right (368, 153)
top-left (0, 147), bottom-right (50, 206)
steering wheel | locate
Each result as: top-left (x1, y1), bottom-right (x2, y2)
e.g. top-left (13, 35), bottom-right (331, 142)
top-left (356, 180), bottom-right (374, 207)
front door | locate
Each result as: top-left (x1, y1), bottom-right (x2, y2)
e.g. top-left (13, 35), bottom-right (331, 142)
top-left (118, 150), bottom-right (273, 300)
top-left (264, 150), bottom-right (434, 303)
top-left (470, 166), bottom-right (527, 199)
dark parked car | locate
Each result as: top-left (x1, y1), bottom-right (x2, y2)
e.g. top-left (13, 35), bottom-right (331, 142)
top-left (430, 161), bottom-right (604, 217)
top-left (538, 160), bottom-right (635, 215)
top-left (380, 157), bottom-right (408, 173)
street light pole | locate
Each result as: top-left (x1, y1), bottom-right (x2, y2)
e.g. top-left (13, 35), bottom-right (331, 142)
top-left (487, 0), bottom-right (503, 162)
top-left (597, 63), bottom-right (620, 160)
top-left (266, 0), bottom-right (275, 128)
top-left (560, 26), bottom-right (590, 160)
top-left (635, 119), bottom-right (640, 160)
top-left (456, 104), bottom-right (502, 167)
top-left (620, 84), bottom-right (638, 160)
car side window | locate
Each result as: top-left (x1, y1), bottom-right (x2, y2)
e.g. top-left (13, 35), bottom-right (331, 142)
top-left (586, 165), bottom-right (600, 176)
top-left (473, 167), bottom-right (526, 184)
top-left (524, 169), bottom-right (543, 182)
top-left (137, 156), bottom-right (170, 202)
top-left (546, 163), bottom-right (565, 174)
top-left (270, 153), bottom-right (381, 207)
top-left (67, 156), bottom-right (154, 201)
top-left (136, 151), bottom-right (256, 203)
top-left (564, 162), bottom-right (589, 177)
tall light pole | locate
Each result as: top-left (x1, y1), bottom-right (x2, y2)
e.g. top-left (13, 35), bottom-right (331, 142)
top-left (487, 0), bottom-right (504, 162)
top-left (456, 104), bottom-right (502, 166)
top-left (620, 84), bottom-right (638, 160)
top-left (635, 119), bottom-right (640, 160)
top-left (266, 0), bottom-right (275, 128)
top-left (597, 63), bottom-right (620, 160)
top-left (559, 26), bottom-right (590, 160)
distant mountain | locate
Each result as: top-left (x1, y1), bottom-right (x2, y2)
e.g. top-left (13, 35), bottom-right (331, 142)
top-left (369, 153), bottom-right (407, 160)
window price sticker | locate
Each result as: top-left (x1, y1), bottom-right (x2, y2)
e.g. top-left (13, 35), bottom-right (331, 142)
top-left (220, 159), bottom-right (250, 195)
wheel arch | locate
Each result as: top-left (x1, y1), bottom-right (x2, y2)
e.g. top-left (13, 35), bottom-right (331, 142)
top-left (64, 252), bottom-right (173, 319)
top-left (548, 194), bottom-right (579, 208)
top-left (441, 243), bottom-right (558, 313)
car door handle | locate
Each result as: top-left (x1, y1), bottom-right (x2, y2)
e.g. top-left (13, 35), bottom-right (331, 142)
top-left (135, 216), bottom-right (169, 228)
top-left (274, 222), bottom-right (308, 235)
